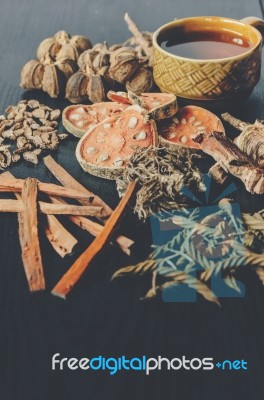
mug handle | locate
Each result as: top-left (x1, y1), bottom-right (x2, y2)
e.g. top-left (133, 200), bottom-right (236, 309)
top-left (240, 16), bottom-right (264, 41)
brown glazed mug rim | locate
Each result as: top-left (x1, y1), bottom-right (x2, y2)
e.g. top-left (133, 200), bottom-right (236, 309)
top-left (153, 16), bottom-right (262, 63)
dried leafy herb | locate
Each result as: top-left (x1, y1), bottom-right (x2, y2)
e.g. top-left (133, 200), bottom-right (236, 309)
top-left (116, 145), bottom-right (204, 220)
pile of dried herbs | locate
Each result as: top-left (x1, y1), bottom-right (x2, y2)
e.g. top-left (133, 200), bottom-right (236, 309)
top-left (116, 145), bottom-right (204, 220)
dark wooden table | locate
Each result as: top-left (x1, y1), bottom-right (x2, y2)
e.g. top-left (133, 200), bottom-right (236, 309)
top-left (1, 1), bottom-right (264, 399)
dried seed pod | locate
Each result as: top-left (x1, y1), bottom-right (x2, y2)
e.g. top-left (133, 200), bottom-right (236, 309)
top-left (55, 58), bottom-right (78, 79)
top-left (70, 35), bottom-right (92, 53)
top-left (87, 75), bottom-right (105, 103)
top-left (42, 64), bottom-right (66, 98)
top-left (37, 37), bottom-right (61, 60)
top-left (54, 30), bottom-right (70, 45)
top-left (20, 60), bottom-right (44, 90)
top-left (125, 67), bottom-right (153, 94)
top-left (56, 43), bottom-right (79, 62)
top-left (78, 49), bottom-right (97, 70)
top-left (109, 47), bottom-right (139, 83)
top-left (66, 71), bottom-right (89, 103)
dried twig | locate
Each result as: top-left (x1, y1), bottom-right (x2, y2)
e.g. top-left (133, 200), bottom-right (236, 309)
top-left (52, 181), bottom-right (136, 298)
top-left (124, 13), bottom-right (152, 63)
top-left (18, 178), bottom-right (45, 291)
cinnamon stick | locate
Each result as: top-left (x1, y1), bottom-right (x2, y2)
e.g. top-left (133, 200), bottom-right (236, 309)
top-left (18, 178), bottom-right (45, 292)
top-left (0, 199), bottom-right (103, 216)
top-left (45, 215), bottom-right (78, 258)
top-left (49, 196), bottom-right (134, 255)
top-left (44, 155), bottom-right (112, 217)
top-left (52, 181), bottom-right (136, 298)
top-left (0, 177), bottom-right (94, 202)
top-left (1, 171), bottom-right (78, 258)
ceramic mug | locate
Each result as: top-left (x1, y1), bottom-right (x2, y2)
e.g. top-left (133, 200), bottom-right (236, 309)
top-left (152, 16), bottom-right (264, 107)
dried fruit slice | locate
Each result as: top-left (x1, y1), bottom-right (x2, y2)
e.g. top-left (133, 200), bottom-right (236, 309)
top-left (107, 90), bottom-right (132, 105)
top-left (107, 90), bottom-right (178, 120)
top-left (128, 91), bottom-right (178, 120)
top-left (76, 105), bottom-right (158, 179)
top-left (158, 105), bottom-right (225, 151)
top-left (62, 102), bottom-right (129, 138)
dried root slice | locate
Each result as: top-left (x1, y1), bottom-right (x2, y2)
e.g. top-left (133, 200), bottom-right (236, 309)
top-left (128, 91), bottom-right (177, 120)
top-left (62, 102), bottom-right (128, 138)
top-left (18, 178), bottom-right (45, 292)
top-left (76, 105), bottom-right (158, 180)
top-left (198, 131), bottom-right (264, 194)
top-left (158, 105), bottom-right (225, 151)
top-left (0, 145), bottom-right (11, 169)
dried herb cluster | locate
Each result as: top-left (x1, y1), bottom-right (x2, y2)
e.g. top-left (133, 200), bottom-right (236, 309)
top-left (0, 99), bottom-right (67, 168)
top-left (20, 30), bottom-right (93, 98)
top-left (116, 145), bottom-right (204, 220)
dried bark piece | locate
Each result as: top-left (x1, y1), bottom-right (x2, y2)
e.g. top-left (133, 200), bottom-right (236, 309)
top-left (2, 171), bottom-right (78, 258)
top-left (0, 176), bottom-right (94, 201)
top-left (62, 102), bottom-right (128, 138)
top-left (0, 199), bottom-right (103, 216)
top-left (196, 131), bottom-right (264, 194)
top-left (76, 105), bottom-right (158, 179)
top-left (158, 105), bottom-right (225, 151)
top-left (49, 195), bottom-right (134, 255)
top-left (52, 181), bottom-right (136, 298)
top-left (18, 178), bottom-right (45, 292)
top-left (43, 155), bottom-right (112, 216)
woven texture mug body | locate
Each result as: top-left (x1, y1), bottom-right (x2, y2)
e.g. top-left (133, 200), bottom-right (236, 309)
top-left (153, 17), bottom-right (264, 103)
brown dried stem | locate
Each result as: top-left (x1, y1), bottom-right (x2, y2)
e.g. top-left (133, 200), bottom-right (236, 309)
top-left (124, 13), bottom-right (152, 63)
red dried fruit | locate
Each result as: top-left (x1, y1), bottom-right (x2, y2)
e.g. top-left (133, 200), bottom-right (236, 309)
top-left (157, 105), bottom-right (225, 151)
top-left (62, 102), bottom-right (129, 138)
top-left (76, 105), bottom-right (158, 179)
top-left (107, 90), bottom-right (178, 120)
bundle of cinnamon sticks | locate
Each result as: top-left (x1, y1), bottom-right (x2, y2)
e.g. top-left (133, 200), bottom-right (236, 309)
top-left (0, 156), bottom-right (136, 297)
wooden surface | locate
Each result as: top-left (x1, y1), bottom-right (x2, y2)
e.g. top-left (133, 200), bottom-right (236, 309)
top-left (1, 1), bottom-right (264, 399)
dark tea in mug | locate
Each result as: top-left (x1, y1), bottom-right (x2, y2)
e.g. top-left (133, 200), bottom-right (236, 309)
top-left (158, 27), bottom-right (254, 59)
